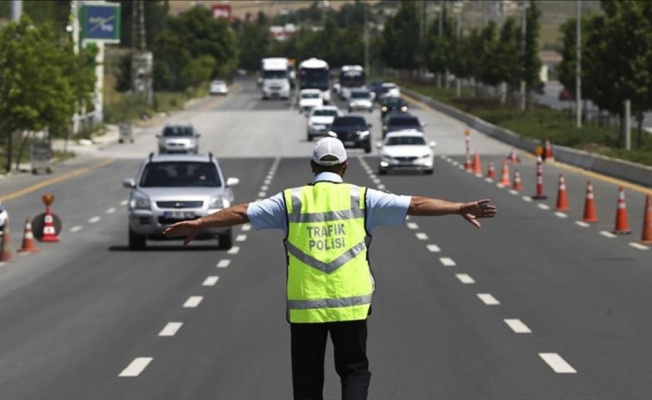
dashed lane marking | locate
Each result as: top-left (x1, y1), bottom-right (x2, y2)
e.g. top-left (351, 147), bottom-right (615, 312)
top-left (539, 353), bottom-right (577, 373)
top-left (261, 185), bottom-right (269, 191)
top-left (89, 216), bottom-right (101, 223)
top-left (377, 184), bottom-right (386, 190)
top-left (183, 296), bottom-right (203, 308)
top-left (599, 231), bottom-right (616, 238)
top-left (455, 273), bottom-right (475, 284)
top-left (70, 226), bottom-right (83, 233)
top-left (407, 222), bottom-right (418, 230)
top-left (203, 276), bottom-right (220, 286)
top-left (575, 221), bottom-right (590, 228)
top-left (555, 212), bottom-right (568, 218)
top-left (236, 234), bottom-right (247, 242)
top-left (537, 204), bottom-right (550, 210)
top-left (427, 244), bottom-right (441, 252)
top-left (241, 224), bottom-right (251, 232)
top-left (217, 259), bottom-right (231, 268)
top-left (119, 357), bottom-right (153, 377)
top-left (227, 246), bottom-right (240, 255)
top-left (477, 293), bottom-right (500, 305)
top-left (629, 243), bottom-right (649, 250)
top-left (258, 192), bottom-right (267, 197)
top-left (439, 257), bottom-right (456, 267)
top-left (504, 319), bottom-right (531, 333)
top-left (120, 200), bottom-right (128, 206)
top-left (158, 322), bottom-right (183, 337)
top-left (415, 232), bottom-right (428, 240)
top-left (106, 207), bottom-right (116, 214)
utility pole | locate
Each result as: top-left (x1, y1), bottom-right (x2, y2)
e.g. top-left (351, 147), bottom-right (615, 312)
top-left (455, 2), bottom-right (463, 97)
top-left (576, 0), bottom-right (582, 128)
top-left (520, 0), bottom-right (528, 111)
top-left (437, 0), bottom-right (444, 87)
top-left (364, 5), bottom-right (369, 76)
top-left (11, 0), bottom-right (22, 20)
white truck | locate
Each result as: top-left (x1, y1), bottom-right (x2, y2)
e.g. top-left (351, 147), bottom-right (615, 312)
top-left (261, 57), bottom-right (291, 100)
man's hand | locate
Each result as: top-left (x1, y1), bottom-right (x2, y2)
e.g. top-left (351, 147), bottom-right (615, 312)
top-left (459, 199), bottom-right (497, 228)
top-left (163, 219), bottom-right (202, 245)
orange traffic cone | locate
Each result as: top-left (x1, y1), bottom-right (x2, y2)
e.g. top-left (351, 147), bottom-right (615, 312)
top-left (18, 218), bottom-right (38, 253)
top-left (486, 161), bottom-right (495, 180)
top-left (506, 148), bottom-right (520, 164)
top-left (40, 207), bottom-right (59, 242)
top-left (464, 152), bottom-right (472, 171)
top-left (582, 181), bottom-right (599, 223)
top-left (555, 174), bottom-right (570, 211)
top-left (512, 170), bottom-right (523, 191)
top-left (472, 151), bottom-right (482, 175)
top-left (498, 160), bottom-right (511, 186)
top-left (0, 218), bottom-right (12, 262)
top-left (641, 194), bottom-right (652, 244)
top-left (612, 186), bottom-right (631, 234)
top-left (544, 139), bottom-right (554, 161)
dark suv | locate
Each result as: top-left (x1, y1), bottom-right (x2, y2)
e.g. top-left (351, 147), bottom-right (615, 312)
top-left (380, 96), bottom-right (408, 119)
top-left (328, 115), bottom-right (372, 153)
top-left (382, 112), bottom-right (424, 138)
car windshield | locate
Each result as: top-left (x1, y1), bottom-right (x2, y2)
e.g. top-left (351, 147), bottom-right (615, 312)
top-left (384, 98), bottom-right (405, 106)
top-left (312, 109), bottom-right (338, 116)
top-left (385, 136), bottom-right (427, 146)
top-left (390, 117), bottom-right (420, 126)
top-left (332, 117), bottom-right (366, 128)
top-left (351, 91), bottom-right (370, 99)
top-left (163, 126), bottom-right (194, 137)
top-left (140, 162), bottom-right (221, 188)
top-left (212, 81), bottom-right (224, 85)
top-left (302, 92), bottom-right (320, 99)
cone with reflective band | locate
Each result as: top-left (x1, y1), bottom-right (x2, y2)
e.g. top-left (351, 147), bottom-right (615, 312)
top-left (506, 148), bottom-right (520, 164)
top-left (612, 186), bottom-right (631, 234)
top-left (498, 160), bottom-right (511, 186)
top-left (582, 181), bottom-right (599, 223)
top-left (464, 151), bottom-right (472, 171)
top-left (18, 218), bottom-right (38, 253)
top-left (641, 194), bottom-right (652, 244)
top-left (512, 170), bottom-right (523, 191)
top-left (544, 138), bottom-right (554, 161)
top-left (472, 151), bottom-right (482, 175)
top-left (531, 156), bottom-right (547, 200)
top-left (486, 161), bottom-right (495, 179)
top-left (40, 207), bottom-right (59, 242)
top-left (555, 174), bottom-right (570, 211)
top-left (0, 218), bottom-right (12, 262)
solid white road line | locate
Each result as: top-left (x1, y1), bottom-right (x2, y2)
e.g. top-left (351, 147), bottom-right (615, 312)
top-left (439, 257), bottom-right (456, 267)
top-left (203, 276), bottom-right (220, 286)
top-left (599, 231), bottom-right (617, 238)
top-left (183, 296), bottom-right (203, 308)
top-left (89, 216), bottom-right (101, 223)
top-left (407, 222), bottom-right (418, 230)
top-left (477, 293), bottom-right (500, 305)
top-left (236, 234), bottom-right (247, 242)
top-left (241, 224), bottom-right (251, 231)
top-left (106, 207), bottom-right (116, 214)
top-left (70, 226), bottom-right (83, 233)
top-left (629, 243), bottom-right (649, 250)
top-left (217, 259), bottom-right (231, 268)
top-left (455, 273), bottom-right (475, 284)
top-left (415, 232), bottom-right (428, 240)
top-left (427, 244), bottom-right (441, 252)
top-left (119, 357), bottom-right (153, 377)
top-left (539, 353), bottom-right (577, 373)
top-left (504, 319), bottom-right (531, 333)
top-left (227, 246), bottom-right (240, 255)
top-left (158, 322), bottom-right (183, 337)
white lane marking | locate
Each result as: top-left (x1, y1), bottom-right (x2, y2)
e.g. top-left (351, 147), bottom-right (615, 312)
top-left (119, 357), bottom-right (153, 377)
top-left (484, 178), bottom-right (493, 182)
top-left (217, 259), bottom-right (231, 268)
top-left (183, 296), bottom-right (203, 308)
top-left (158, 322), bottom-right (183, 337)
top-left (508, 190), bottom-right (519, 195)
top-left (455, 273), bottom-right (475, 284)
top-left (539, 353), bottom-right (577, 373)
top-left (372, 178), bottom-right (381, 184)
top-left (537, 204), bottom-right (550, 210)
top-left (407, 222), bottom-right (418, 230)
top-left (377, 184), bottom-right (386, 190)
top-left (416, 232), bottom-right (428, 240)
top-left (203, 276), bottom-right (220, 286)
top-left (120, 200), bottom-right (128, 206)
top-left (477, 293), bottom-right (500, 305)
top-left (427, 244), bottom-right (441, 252)
top-left (369, 174), bottom-right (377, 179)
top-left (599, 231), bottom-right (616, 238)
top-left (70, 226), bottom-right (83, 233)
top-left (629, 243), bottom-right (649, 250)
top-left (236, 234), bottom-right (247, 242)
top-left (258, 191), bottom-right (267, 197)
top-left (555, 212), bottom-right (568, 218)
top-left (241, 224), bottom-right (251, 232)
top-left (504, 319), bottom-right (531, 333)
top-left (261, 185), bottom-right (269, 191)
top-left (575, 221), bottom-right (590, 228)
top-left (89, 216), bottom-right (101, 223)
top-left (227, 246), bottom-right (240, 255)
top-left (439, 257), bottom-right (456, 267)
top-left (264, 179), bottom-right (271, 185)
top-left (522, 196), bottom-right (533, 202)
top-left (106, 207), bottom-right (116, 214)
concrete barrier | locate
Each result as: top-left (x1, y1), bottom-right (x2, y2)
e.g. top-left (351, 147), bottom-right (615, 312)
top-left (403, 87), bottom-right (652, 188)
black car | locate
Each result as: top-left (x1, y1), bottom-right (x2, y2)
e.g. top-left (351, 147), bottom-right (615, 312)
top-left (329, 115), bottom-right (372, 153)
top-left (368, 80), bottom-right (384, 101)
top-left (380, 96), bottom-right (408, 119)
top-left (382, 112), bottom-right (424, 138)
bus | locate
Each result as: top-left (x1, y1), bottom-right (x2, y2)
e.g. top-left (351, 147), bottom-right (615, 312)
top-left (298, 58), bottom-right (331, 104)
top-left (340, 65), bottom-right (365, 88)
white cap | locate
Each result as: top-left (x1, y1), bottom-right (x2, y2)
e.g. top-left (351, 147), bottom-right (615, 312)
top-left (312, 137), bottom-right (348, 166)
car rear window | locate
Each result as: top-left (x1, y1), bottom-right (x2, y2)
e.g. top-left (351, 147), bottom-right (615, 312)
top-left (313, 109), bottom-right (338, 116)
top-left (332, 116), bottom-right (366, 127)
top-left (163, 126), bottom-right (194, 137)
top-left (351, 91), bottom-right (370, 99)
top-left (390, 117), bottom-right (420, 126)
top-left (140, 162), bottom-right (221, 188)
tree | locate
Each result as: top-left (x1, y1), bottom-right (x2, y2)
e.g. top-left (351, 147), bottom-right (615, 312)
top-left (425, 7), bottom-right (453, 81)
top-left (237, 21), bottom-right (272, 71)
top-left (112, 0), bottom-right (170, 49)
top-left (380, 0), bottom-right (420, 72)
top-left (523, 0), bottom-right (543, 107)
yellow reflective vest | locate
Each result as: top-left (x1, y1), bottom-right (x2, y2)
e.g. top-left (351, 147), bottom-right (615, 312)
top-left (283, 182), bottom-right (374, 323)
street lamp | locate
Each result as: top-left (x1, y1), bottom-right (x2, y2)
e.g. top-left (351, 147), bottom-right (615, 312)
top-left (453, 1), bottom-right (465, 97)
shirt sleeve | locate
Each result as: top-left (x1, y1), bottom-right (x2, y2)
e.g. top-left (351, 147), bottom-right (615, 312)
top-left (246, 192), bottom-right (287, 232)
top-left (365, 188), bottom-right (411, 233)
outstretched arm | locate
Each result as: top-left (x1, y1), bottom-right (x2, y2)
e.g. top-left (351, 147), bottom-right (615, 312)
top-left (408, 197), bottom-right (496, 228)
top-left (163, 203), bottom-right (250, 245)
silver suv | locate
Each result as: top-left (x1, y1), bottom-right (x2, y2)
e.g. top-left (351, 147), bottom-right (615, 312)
top-left (157, 124), bottom-right (200, 154)
top-left (123, 153), bottom-right (239, 250)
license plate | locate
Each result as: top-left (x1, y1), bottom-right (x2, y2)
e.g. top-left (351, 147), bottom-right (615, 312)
top-left (344, 141), bottom-right (355, 146)
top-left (165, 211), bottom-right (195, 219)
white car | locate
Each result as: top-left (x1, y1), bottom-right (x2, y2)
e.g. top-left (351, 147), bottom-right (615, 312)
top-left (348, 88), bottom-right (373, 113)
top-left (379, 82), bottom-right (400, 100)
top-left (298, 89), bottom-right (324, 112)
top-left (306, 105), bottom-right (342, 141)
top-left (210, 80), bottom-right (229, 95)
top-left (0, 202), bottom-right (7, 238)
top-left (377, 130), bottom-right (435, 175)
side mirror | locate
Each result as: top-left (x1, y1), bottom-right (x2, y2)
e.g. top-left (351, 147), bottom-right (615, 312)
top-left (429, 141), bottom-right (437, 148)
top-left (225, 177), bottom-right (240, 188)
top-left (367, 123), bottom-right (372, 128)
top-left (123, 178), bottom-right (136, 189)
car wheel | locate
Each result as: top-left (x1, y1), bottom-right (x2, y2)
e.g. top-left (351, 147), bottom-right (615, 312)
top-left (307, 132), bottom-right (312, 142)
top-left (424, 169), bottom-right (434, 175)
top-left (378, 168), bottom-right (387, 175)
top-left (218, 229), bottom-right (233, 250)
top-left (364, 145), bottom-right (372, 154)
top-left (128, 227), bottom-right (146, 250)
top-left (369, 109), bottom-right (373, 113)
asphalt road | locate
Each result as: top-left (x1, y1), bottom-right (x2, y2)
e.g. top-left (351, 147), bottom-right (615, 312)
top-left (0, 77), bottom-right (651, 399)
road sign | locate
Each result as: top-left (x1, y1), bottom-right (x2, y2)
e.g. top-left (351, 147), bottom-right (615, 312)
top-left (80, 2), bottom-right (121, 43)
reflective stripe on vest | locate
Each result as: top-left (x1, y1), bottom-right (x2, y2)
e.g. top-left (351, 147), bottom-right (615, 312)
top-left (284, 183), bottom-right (373, 323)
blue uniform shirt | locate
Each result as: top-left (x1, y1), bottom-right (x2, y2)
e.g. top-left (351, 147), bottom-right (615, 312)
top-left (247, 172), bottom-right (411, 235)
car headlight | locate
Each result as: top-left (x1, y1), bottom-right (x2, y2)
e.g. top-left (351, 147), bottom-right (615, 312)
top-left (209, 196), bottom-right (230, 209)
top-left (357, 130), bottom-right (370, 137)
top-left (130, 191), bottom-right (151, 210)
top-left (381, 154), bottom-right (392, 161)
top-left (381, 106), bottom-right (387, 112)
top-left (401, 106), bottom-right (407, 111)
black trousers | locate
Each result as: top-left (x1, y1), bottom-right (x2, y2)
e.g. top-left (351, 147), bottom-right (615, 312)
top-left (291, 320), bottom-right (372, 400)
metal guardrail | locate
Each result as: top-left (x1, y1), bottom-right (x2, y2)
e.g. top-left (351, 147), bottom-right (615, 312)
top-left (402, 87), bottom-right (652, 188)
